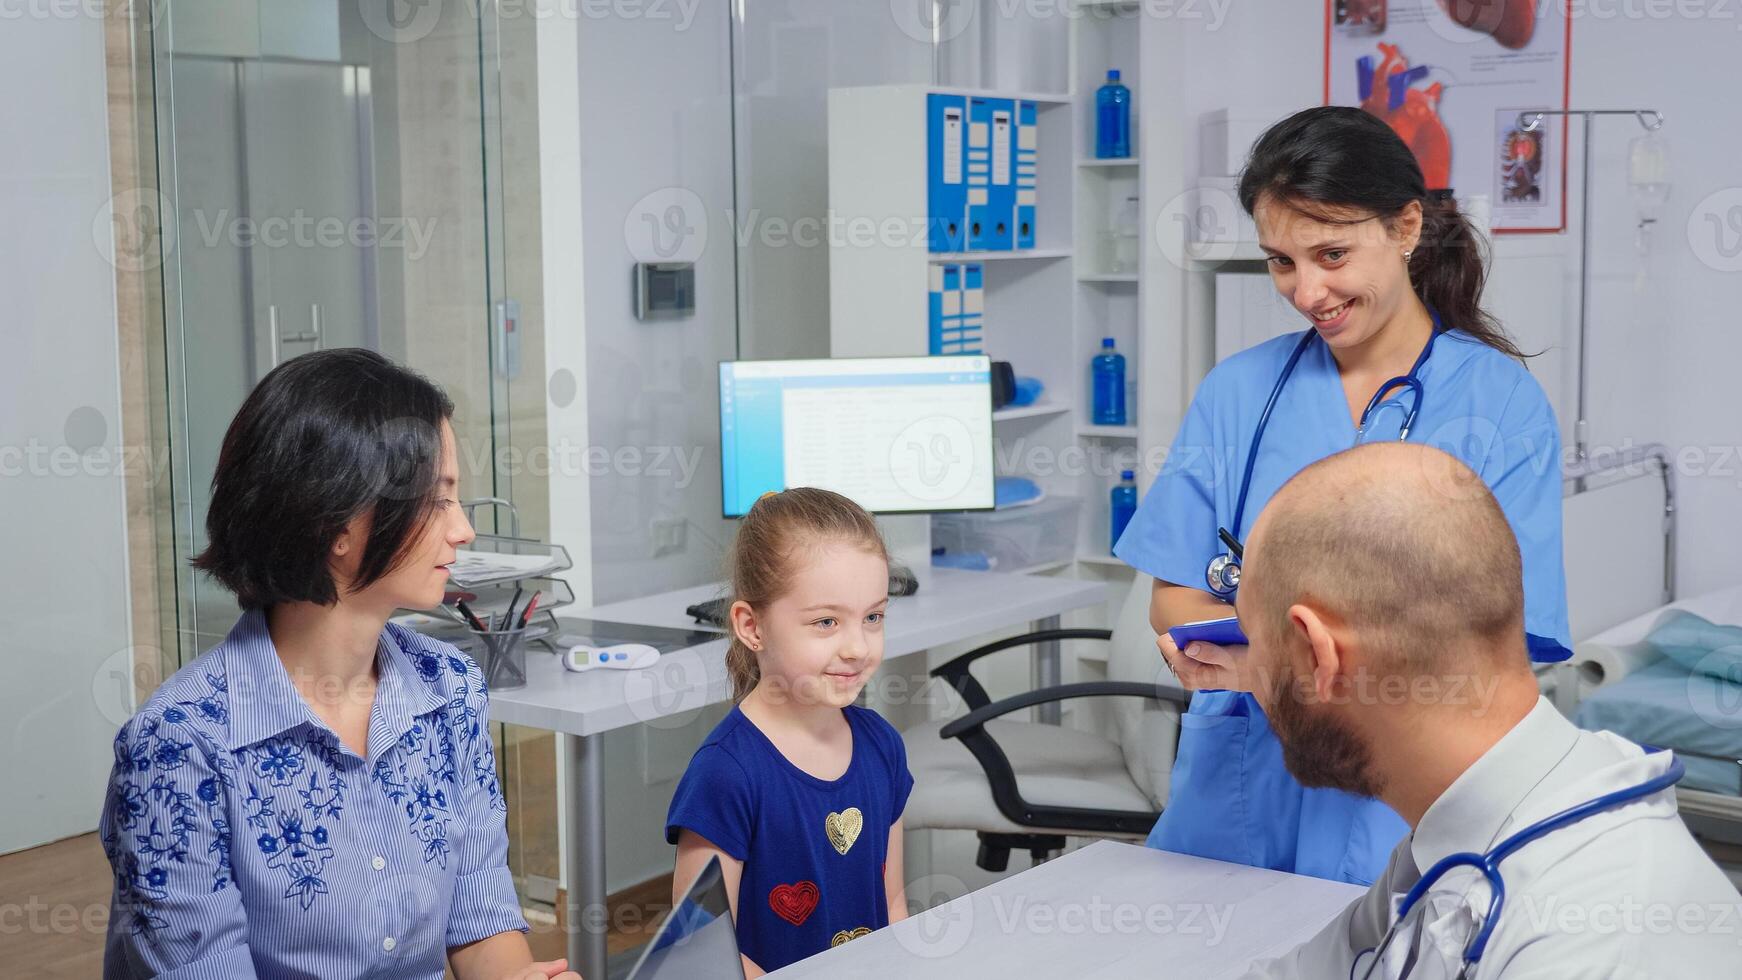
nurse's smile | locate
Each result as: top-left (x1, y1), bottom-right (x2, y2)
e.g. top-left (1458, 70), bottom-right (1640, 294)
top-left (1308, 299), bottom-right (1355, 335)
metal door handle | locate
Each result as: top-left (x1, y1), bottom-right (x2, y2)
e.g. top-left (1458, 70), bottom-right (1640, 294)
top-left (274, 304), bottom-right (322, 359)
top-left (268, 305), bottom-right (280, 367)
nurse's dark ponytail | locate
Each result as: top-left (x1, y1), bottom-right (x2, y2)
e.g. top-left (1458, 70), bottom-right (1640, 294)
top-left (1237, 106), bottom-right (1531, 361)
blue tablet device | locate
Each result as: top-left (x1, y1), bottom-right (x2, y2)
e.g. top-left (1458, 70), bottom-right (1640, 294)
top-left (1168, 616), bottom-right (1249, 649)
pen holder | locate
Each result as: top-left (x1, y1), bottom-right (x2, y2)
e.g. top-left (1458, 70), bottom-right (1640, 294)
top-left (470, 624), bottom-right (530, 691)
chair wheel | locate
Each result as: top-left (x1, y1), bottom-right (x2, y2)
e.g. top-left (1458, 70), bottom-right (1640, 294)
top-left (975, 832), bottom-right (1067, 873)
top-left (976, 840), bottom-right (1011, 873)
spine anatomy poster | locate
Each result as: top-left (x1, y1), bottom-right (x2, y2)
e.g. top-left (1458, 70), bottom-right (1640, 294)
top-left (1325, 1), bottom-right (1571, 232)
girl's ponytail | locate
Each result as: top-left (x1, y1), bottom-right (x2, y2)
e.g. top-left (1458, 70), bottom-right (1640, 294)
top-left (724, 487), bottom-right (889, 701)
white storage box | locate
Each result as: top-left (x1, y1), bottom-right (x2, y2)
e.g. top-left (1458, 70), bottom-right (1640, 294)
top-left (1190, 176), bottom-right (1258, 245)
top-left (932, 495), bottom-right (1082, 570)
top-left (1200, 109), bottom-right (1275, 177)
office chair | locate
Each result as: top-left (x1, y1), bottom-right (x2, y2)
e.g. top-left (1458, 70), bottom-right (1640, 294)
top-left (901, 575), bottom-right (1190, 872)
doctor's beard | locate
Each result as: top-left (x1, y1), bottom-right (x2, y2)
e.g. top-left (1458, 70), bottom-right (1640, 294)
top-left (1267, 661), bottom-right (1384, 799)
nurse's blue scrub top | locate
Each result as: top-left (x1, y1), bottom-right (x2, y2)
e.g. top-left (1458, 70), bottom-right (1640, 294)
top-left (1112, 327), bottom-right (1572, 886)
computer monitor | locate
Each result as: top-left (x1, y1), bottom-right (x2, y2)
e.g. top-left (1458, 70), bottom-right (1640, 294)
top-left (719, 355), bottom-right (996, 517)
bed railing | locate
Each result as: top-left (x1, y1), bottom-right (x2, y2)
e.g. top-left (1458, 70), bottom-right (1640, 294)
top-left (1563, 442), bottom-right (1677, 608)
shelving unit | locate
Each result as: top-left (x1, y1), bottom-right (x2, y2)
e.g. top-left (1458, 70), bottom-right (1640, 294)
top-left (994, 401), bottom-right (1071, 423)
top-left (827, 84), bottom-right (1079, 577)
top-left (824, 11), bottom-right (1195, 584)
top-left (1077, 423), bottom-right (1137, 439)
top-left (932, 248), bottom-right (1072, 263)
top-left (1187, 240), bottom-right (1268, 263)
top-left (1066, 2), bottom-right (1143, 575)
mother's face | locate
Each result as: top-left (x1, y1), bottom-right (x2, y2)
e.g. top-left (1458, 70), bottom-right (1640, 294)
top-left (339, 420), bottom-right (475, 615)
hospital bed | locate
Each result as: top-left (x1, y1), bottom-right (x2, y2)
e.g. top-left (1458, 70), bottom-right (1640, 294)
top-left (1559, 444), bottom-right (1742, 850)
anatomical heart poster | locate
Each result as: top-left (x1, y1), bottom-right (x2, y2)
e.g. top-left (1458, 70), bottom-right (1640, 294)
top-left (1325, 0), bottom-right (1570, 232)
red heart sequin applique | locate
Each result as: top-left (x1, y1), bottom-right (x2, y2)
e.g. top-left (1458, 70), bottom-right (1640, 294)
top-left (769, 881), bottom-right (820, 926)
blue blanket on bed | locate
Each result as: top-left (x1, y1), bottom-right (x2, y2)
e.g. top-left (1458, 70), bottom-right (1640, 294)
top-left (1575, 613), bottom-right (1742, 796)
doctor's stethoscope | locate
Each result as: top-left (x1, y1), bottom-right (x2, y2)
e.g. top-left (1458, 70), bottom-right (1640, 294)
top-left (1352, 751), bottom-right (1686, 980)
top-left (1205, 310), bottom-right (1445, 598)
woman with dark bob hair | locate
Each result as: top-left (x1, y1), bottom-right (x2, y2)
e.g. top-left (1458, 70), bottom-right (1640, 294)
top-left (1113, 107), bottom-right (1571, 886)
top-left (100, 350), bottom-right (581, 980)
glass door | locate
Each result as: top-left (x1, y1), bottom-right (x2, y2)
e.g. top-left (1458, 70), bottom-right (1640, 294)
top-left (143, 0), bottom-right (556, 910)
top-left (148, 0), bottom-right (526, 655)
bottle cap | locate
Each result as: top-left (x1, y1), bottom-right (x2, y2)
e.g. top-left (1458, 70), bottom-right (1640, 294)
top-left (1102, 337), bottom-right (1116, 348)
top-left (1121, 470), bottom-right (1135, 480)
top-left (1108, 69), bottom-right (1121, 81)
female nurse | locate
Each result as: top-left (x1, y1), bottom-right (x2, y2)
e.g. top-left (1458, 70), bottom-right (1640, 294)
top-left (101, 350), bottom-right (581, 979)
top-left (1112, 106), bottom-right (1571, 885)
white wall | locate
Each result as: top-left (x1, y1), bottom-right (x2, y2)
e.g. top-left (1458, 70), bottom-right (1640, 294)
top-left (570, 0), bottom-right (740, 893)
top-left (0, 11), bottom-right (133, 853)
top-left (733, 0), bottom-right (934, 359)
top-left (578, 3), bottom-right (738, 604)
top-left (1567, 11), bottom-right (1741, 598)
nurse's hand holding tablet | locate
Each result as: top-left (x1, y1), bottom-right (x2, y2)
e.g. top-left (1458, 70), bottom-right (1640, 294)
top-left (1110, 106), bottom-right (1573, 887)
top-left (1160, 616), bottom-right (1253, 691)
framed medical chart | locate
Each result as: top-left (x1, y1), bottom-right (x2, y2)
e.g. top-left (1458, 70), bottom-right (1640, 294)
top-left (1323, 1), bottom-right (1572, 232)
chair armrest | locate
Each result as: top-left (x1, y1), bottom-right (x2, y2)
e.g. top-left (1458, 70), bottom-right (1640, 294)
top-left (929, 629), bottom-right (1113, 709)
top-left (939, 681), bottom-right (1188, 740)
top-left (933, 680), bottom-right (1181, 837)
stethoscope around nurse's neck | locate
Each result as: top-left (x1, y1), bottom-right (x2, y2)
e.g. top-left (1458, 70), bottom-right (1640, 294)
top-left (1205, 310), bottom-right (1445, 598)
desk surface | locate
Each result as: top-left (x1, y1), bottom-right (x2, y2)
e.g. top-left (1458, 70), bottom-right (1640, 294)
top-left (486, 567), bottom-right (1108, 737)
top-left (766, 841), bottom-right (1364, 979)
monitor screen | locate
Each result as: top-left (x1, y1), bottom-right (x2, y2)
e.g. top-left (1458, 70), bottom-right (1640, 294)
top-left (719, 355), bottom-right (996, 517)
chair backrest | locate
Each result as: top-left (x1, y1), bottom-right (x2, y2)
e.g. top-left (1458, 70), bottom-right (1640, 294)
top-left (1104, 574), bottom-right (1185, 808)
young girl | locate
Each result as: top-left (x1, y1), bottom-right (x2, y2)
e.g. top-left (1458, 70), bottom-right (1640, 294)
top-left (665, 488), bottom-right (912, 976)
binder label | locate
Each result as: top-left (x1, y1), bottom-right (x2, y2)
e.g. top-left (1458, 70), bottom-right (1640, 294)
top-left (992, 109), bottom-right (1012, 186)
top-left (942, 107), bottom-right (963, 185)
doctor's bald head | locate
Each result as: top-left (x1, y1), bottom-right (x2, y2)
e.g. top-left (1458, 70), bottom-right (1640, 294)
top-left (1241, 442), bottom-right (1526, 674)
top-left (1236, 444), bottom-right (1532, 795)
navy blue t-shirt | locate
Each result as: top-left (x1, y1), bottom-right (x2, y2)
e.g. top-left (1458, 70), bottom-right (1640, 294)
top-left (664, 704), bottom-right (913, 972)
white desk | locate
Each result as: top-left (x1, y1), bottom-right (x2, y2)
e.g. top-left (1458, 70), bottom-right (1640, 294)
top-left (485, 567), bottom-right (1110, 980)
top-left (766, 840), bottom-right (1365, 979)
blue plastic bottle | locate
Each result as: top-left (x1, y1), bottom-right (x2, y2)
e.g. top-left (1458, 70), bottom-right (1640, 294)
top-left (1110, 470), bottom-right (1137, 553)
top-left (1095, 69), bottom-right (1131, 159)
top-left (1091, 337), bottom-right (1127, 425)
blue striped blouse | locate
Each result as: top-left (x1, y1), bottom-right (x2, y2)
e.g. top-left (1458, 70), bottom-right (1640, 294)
top-left (100, 610), bottom-right (528, 979)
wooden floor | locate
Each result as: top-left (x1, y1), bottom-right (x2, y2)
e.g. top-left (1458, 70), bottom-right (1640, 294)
top-left (0, 833), bottom-right (111, 978)
top-left (0, 833), bottom-right (673, 975)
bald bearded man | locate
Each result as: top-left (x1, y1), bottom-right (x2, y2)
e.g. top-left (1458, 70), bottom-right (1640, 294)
top-left (1225, 443), bottom-right (1740, 979)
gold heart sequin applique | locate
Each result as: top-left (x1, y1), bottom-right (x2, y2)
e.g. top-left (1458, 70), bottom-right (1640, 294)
top-left (830, 926), bottom-right (873, 947)
top-left (825, 807), bottom-right (863, 856)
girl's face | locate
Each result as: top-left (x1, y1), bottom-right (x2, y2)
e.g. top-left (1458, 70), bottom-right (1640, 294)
top-left (735, 538), bottom-right (888, 709)
top-left (1254, 195), bottom-right (1423, 354)
top-left (336, 420), bottom-right (475, 615)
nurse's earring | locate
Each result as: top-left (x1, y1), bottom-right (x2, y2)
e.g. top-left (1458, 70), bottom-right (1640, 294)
top-left (1403, 249), bottom-right (1413, 262)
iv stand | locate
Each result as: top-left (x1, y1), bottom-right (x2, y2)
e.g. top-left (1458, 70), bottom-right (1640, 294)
top-left (1517, 108), bottom-right (1664, 489)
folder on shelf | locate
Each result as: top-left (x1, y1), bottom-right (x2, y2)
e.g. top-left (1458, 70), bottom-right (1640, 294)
top-left (926, 92), bottom-right (968, 252)
top-left (929, 263), bottom-right (964, 355)
top-left (955, 262), bottom-right (985, 354)
top-left (988, 99), bottom-right (1015, 250)
top-left (966, 97), bottom-right (997, 251)
top-left (1015, 100), bottom-right (1038, 249)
